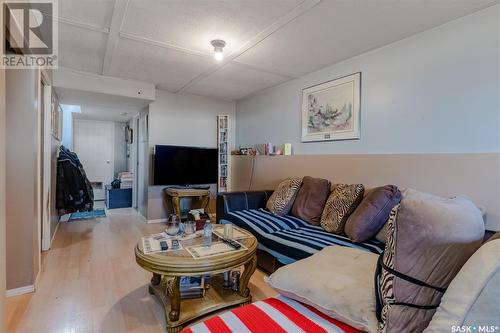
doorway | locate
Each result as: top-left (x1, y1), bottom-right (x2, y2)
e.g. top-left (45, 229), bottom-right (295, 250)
top-left (73, 119), bottom-right (115, 201)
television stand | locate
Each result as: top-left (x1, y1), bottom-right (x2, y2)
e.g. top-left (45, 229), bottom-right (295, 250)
top-left (164, 187), bottom-right (210, 219)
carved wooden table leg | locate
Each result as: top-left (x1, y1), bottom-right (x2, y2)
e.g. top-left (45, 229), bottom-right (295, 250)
top-left (200, 195), bottom-right (209, 211)
top-left (238, 254), bottom-right (257, 298)
top-left (164, 275), bottom-right (181, 322)
top-left (149, 273), bottom-right (161, 294)
top-left (171, 196), bottom-right (181, 217)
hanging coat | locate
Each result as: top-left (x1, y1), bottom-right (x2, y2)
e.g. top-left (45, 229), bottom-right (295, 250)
top-left (56, 145), bottom-right (94, 213)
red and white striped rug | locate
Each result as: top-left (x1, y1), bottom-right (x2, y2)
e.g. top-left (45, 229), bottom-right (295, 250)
top-left (182, 295), bottom-right (362, 333)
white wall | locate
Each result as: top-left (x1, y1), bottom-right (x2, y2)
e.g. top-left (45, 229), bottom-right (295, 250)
top-left (61, 108), bottom-right (73, 149)
top-left (146, 90), bottom-right (236, 221)
top-left (0, 68), bottom-right (6, 332)
top-left (5, 69), bottom-right (41, 290)
top-left (149, 90), bottom-right (236, 149)
top-left (236, 6), bottom-right (500, 154)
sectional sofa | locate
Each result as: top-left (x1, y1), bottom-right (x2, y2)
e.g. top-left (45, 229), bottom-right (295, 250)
top-left (207, 184), bottom-right (499, 333)
top-left (216, 190), bottom-right (384, 271)
top-left (183, 234), bottom-right (500, 333)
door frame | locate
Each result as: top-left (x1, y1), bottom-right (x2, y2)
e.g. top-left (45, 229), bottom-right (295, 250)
top-left (132, 115), bottom-right (139, 209)
top-left (35, 69), bottom-right (49, 279)
top-left (41, 82), bottom-right (52, 251)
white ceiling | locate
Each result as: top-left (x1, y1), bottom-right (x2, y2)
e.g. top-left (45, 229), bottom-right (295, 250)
top-left (52, 0), bottom-right (498, 101)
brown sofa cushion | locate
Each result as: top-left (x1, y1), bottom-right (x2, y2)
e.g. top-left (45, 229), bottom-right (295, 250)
top-left (320, 184), bottom-right (364, 234)
top-left (291, 176), bottom-right (331, 225)
top-left (266, 177), bottom-right (303, 216)
top-left (345, 185), bottom-right (402, 243)
top-left (378, 189), bottom-right (485, 333)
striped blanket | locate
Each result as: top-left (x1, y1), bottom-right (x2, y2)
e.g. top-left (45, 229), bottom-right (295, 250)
top-left (221, 209), bottom-right (384, 264)
top-left (182, 295), bottom-right (362, 333)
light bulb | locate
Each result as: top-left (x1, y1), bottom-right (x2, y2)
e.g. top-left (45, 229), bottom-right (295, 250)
top-left (214, 50), bottom-right (224, 61)
top-left (211, 39), bottom-right (226, 62)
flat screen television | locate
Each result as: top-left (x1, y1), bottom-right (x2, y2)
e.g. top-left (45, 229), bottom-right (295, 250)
top-left (153, 145), bottom-right (218, 186)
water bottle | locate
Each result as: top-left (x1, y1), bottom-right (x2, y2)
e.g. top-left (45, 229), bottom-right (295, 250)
top-left (203, 220), bottom-right (213, 247)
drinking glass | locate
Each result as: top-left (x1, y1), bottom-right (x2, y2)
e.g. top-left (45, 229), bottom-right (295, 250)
top-left (183, 221), bottom-right (196, 236)
top-left (224, 223), bottom-right (234, 239)
top-left (166, 214), bottom-right (180, 236)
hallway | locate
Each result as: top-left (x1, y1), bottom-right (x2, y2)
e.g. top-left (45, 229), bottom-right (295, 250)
top-left (6, 209), bottom-right (276, 332)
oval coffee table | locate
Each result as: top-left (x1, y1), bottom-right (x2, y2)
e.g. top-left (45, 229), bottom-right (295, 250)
top-left (135, 227), bottom-right (257, 333)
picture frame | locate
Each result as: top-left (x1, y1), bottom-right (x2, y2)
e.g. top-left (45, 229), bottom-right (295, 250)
top-left (51, 93), bottom-right (62, 140)
top-left (301, 72), bottom-right (361, 142)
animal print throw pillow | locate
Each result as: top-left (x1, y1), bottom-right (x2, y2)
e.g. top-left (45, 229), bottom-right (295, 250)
top-left (377, 189), bottom-right (485, 333)
top-left (321, 184), bottom-right (364, 234)
top-left (266, 177), bottom-right (303, 216)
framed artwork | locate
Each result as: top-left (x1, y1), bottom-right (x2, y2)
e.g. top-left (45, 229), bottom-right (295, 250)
top-left (301, 72), bottom-right (360, 142)
top-left (51, 93), bottom-right (62, 140)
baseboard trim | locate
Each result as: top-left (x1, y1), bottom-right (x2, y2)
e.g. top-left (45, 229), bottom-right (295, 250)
top-left (146, 218), bottom-right (167, 224)
top-left (6, 285), bottom-right (35, 297)
top-left (42, 221), bottom-right (60, 251)
top-left (51, 221), bottom-right (59, 244)
top-left (137, 213), bottom-right (147, 223)
top-left (41, 236), bottom-right (50, 251)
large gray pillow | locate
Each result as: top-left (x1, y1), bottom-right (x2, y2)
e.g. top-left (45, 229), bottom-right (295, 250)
top-left (378, 189), bottom-right (485, 333)
top-left (267, 246), bottom-right (380, 332)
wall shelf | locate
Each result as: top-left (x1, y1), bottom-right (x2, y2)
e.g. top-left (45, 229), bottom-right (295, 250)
top-left (217, 115), bottom-right (230, 193)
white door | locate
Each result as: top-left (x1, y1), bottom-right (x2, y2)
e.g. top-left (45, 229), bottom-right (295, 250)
top-left (73, 119), bottom-right (114, 201)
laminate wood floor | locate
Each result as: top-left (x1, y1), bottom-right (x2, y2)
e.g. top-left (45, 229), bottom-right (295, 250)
top-left (6, 208), bottom-right (278, 333)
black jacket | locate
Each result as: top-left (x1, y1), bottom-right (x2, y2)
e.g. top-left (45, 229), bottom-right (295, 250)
top-left (56, 146), bottom-right (94, 213)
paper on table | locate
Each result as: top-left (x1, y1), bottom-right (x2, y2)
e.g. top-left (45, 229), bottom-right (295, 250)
top-left (141, 233), bottom-right (183, 254)
top-left (185, 241), bottom-right (247, 259)
top-left (212, 225), bottom-right (250, 240)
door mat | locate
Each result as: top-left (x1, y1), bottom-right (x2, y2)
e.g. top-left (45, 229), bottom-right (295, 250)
top-left (69, 209), bottom-right (106, 221)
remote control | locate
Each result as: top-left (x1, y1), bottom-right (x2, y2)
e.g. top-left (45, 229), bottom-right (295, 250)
top-left (221, 238), bottom-right (241, 249)
top-left (160, 241), bottom-right (168, 251)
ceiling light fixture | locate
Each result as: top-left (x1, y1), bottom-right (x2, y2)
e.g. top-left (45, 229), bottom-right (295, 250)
top-left (211, 39), bottom-right (226, 61)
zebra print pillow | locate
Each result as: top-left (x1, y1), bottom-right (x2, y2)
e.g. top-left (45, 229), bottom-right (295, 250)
top-left (376, 189), bottom-right (485, 333)
top-left (266, 177), bottom-right (303, 216)
top-left (320, 184), bottom-right (364, 234)
top-left (377, 205), bottom-right (399, 333)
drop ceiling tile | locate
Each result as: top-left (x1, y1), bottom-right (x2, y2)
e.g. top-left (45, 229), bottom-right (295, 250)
top-left (58, 24), bottom-right (107, 74)
top-left (122, 0), bottom-right (303, 55)
top-left (108, 38), bottom-right (215, 92)
top-left (236, 0), bottom-right (497, 77)
top-left (52, 0), bottom-right (115, 28)
top-left (58, 0), bottom-right (115, 29)
top-left (184, 63), bottom-right (290, 100)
